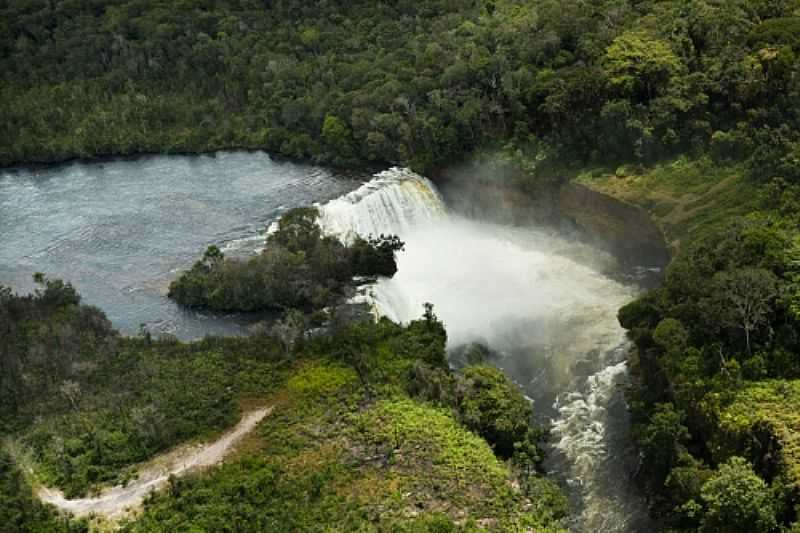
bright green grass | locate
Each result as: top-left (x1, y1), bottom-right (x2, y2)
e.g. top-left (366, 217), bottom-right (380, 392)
top-left (126, 358), bottom-right (567, 532)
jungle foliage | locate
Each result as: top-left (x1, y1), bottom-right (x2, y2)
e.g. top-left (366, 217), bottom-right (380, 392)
top-left (2, 0), bottom-right (800, 179)
top-left (618, 178), bottom-right (800, 531)
top-left (0, 280), bottom-right (565, 530)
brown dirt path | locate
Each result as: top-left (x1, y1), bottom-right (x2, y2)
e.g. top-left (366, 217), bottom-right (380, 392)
top-left (37, 407), bottom-right (271, 518)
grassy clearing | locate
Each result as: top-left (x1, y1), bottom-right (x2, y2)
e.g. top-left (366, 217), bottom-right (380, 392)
top-left (576, 157), bottom-right (758, 251)
top-left (125, 353), bottom-right (566, 532)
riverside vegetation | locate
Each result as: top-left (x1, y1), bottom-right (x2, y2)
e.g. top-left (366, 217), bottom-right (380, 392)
top-left (580, 162), bottom-right (800, 532)
top-left (0, 216), bottom-right (567, 530)
top-left (5, 0), bottom-right (800, 531)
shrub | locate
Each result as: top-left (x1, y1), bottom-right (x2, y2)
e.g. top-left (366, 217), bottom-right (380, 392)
top-left (456, 366), bottom-right (531, 458)
top-left (700, 457), bottom-right (777, 533)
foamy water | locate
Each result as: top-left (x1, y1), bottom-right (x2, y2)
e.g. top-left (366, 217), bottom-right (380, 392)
top-left (2, 158), bottom-right (653, 530)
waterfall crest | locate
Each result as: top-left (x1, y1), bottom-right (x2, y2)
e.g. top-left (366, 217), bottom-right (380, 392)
top-left (317, 167), bottom-right (445, 240)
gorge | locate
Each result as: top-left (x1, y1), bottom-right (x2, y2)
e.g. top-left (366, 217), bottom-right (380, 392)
top-left (1, 152), bottom-right (663, 532)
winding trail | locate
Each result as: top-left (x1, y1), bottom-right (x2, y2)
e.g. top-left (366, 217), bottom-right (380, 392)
top-left (38, 407), bottom-right (271, 518)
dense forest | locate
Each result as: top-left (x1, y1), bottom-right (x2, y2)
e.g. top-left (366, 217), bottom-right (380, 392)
top-left (618, 206), bottom-right (800, 531)
top-left (0, 0), bottom-right (798, 176)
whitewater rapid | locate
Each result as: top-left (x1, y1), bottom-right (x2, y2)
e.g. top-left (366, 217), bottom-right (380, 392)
top-left (316, 167), bottom-right (652, 532)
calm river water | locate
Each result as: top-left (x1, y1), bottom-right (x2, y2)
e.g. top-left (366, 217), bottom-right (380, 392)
top-left (0, 151), bottom-right (365, 338)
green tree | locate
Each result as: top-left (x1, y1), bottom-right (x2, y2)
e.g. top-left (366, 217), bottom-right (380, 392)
top-left (397, 303), bottom-right (448, 369)
top-left (700, 456), bottom-right (777, 533)
top-left (350, 234), bottom-right (404, 277)
top-left (299, 26), bottom-right (321, 53)
top-left (268, 207), bottom-right (322, 254)
top-left (321, 115), bottom-right (355, 162)
top-left (603, 31), bottom-right (684, 101)
top-left (653, 318), bottom-right (689, 357)
top-left (457, 365), bottom-right (531, 458)
top-left (640, 403), bottom-right (690, 483)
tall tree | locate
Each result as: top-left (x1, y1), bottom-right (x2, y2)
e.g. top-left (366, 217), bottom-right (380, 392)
top-left (711, 268), bottom-right (779, 356)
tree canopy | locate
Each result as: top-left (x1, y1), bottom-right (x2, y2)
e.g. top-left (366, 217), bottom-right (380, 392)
top-left (1, 0), bottom-right (799, 179)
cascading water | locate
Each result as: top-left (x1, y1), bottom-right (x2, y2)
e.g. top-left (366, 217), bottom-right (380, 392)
top-left (317, 167), bottom-right (446, 240)
top-left (317, 167), bottom-right (653, 532)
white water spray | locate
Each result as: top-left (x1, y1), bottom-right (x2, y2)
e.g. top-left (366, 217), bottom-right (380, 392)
top-left (317, 168), bottom-right (651, 532)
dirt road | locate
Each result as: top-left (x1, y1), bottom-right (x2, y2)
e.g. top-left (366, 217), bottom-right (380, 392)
top-left (38, 407), bottom-right (271, 518)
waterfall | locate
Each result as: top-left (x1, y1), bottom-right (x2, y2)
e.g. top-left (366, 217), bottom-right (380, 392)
top-left (317, 167), bottom-right (446, 241)
top-left (316, 167), bottom-right (652, 532)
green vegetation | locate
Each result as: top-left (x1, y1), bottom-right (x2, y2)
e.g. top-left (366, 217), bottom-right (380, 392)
top-left (699, 457), bottom-right (778, 533)
top-left (123, 313), bottom-right (565, 532)
top-left (0, 450), bottom-right (87, 533)
top-left (22, 344), bottom-right (240, 498)
top-left (576, 158), bottom-right (758, 251)
top-left (561, 142), bottom-right (800, 530)
top-left (1, 280), bottom-right (566, 530)
top-left (601, 164), bottom-right (800, 530)
top-left (123, 372), bottom-right (560, 532)
top-left (7, 0), bottom-right (800, 530)
top-left (717, 381), bottom-right (800, 489)
top-left (457, 366), bottom-right (537, 460)
top-left (168, 207), bottom-right (403, 313)
top-left (1, 274), bottom-right (288, 498)
top-left (2, 0), bottom-right (799, 180)
top-left (1, 275), bottom-right (114, 433)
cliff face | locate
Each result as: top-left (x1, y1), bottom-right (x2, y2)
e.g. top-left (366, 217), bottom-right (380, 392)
top-left (435, 171), bottom-right (670, 271)
top-left (557, 182), bottom-right (670, 268)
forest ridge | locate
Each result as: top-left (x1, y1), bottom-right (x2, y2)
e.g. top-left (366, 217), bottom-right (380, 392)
top-left (0, 0), bottom-right (798, 177)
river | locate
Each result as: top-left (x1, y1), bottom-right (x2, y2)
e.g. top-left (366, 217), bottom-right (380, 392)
top-left (0, 152), bottom-right (653, 531)
top-left (0, 152), bottom-right (365, 338)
